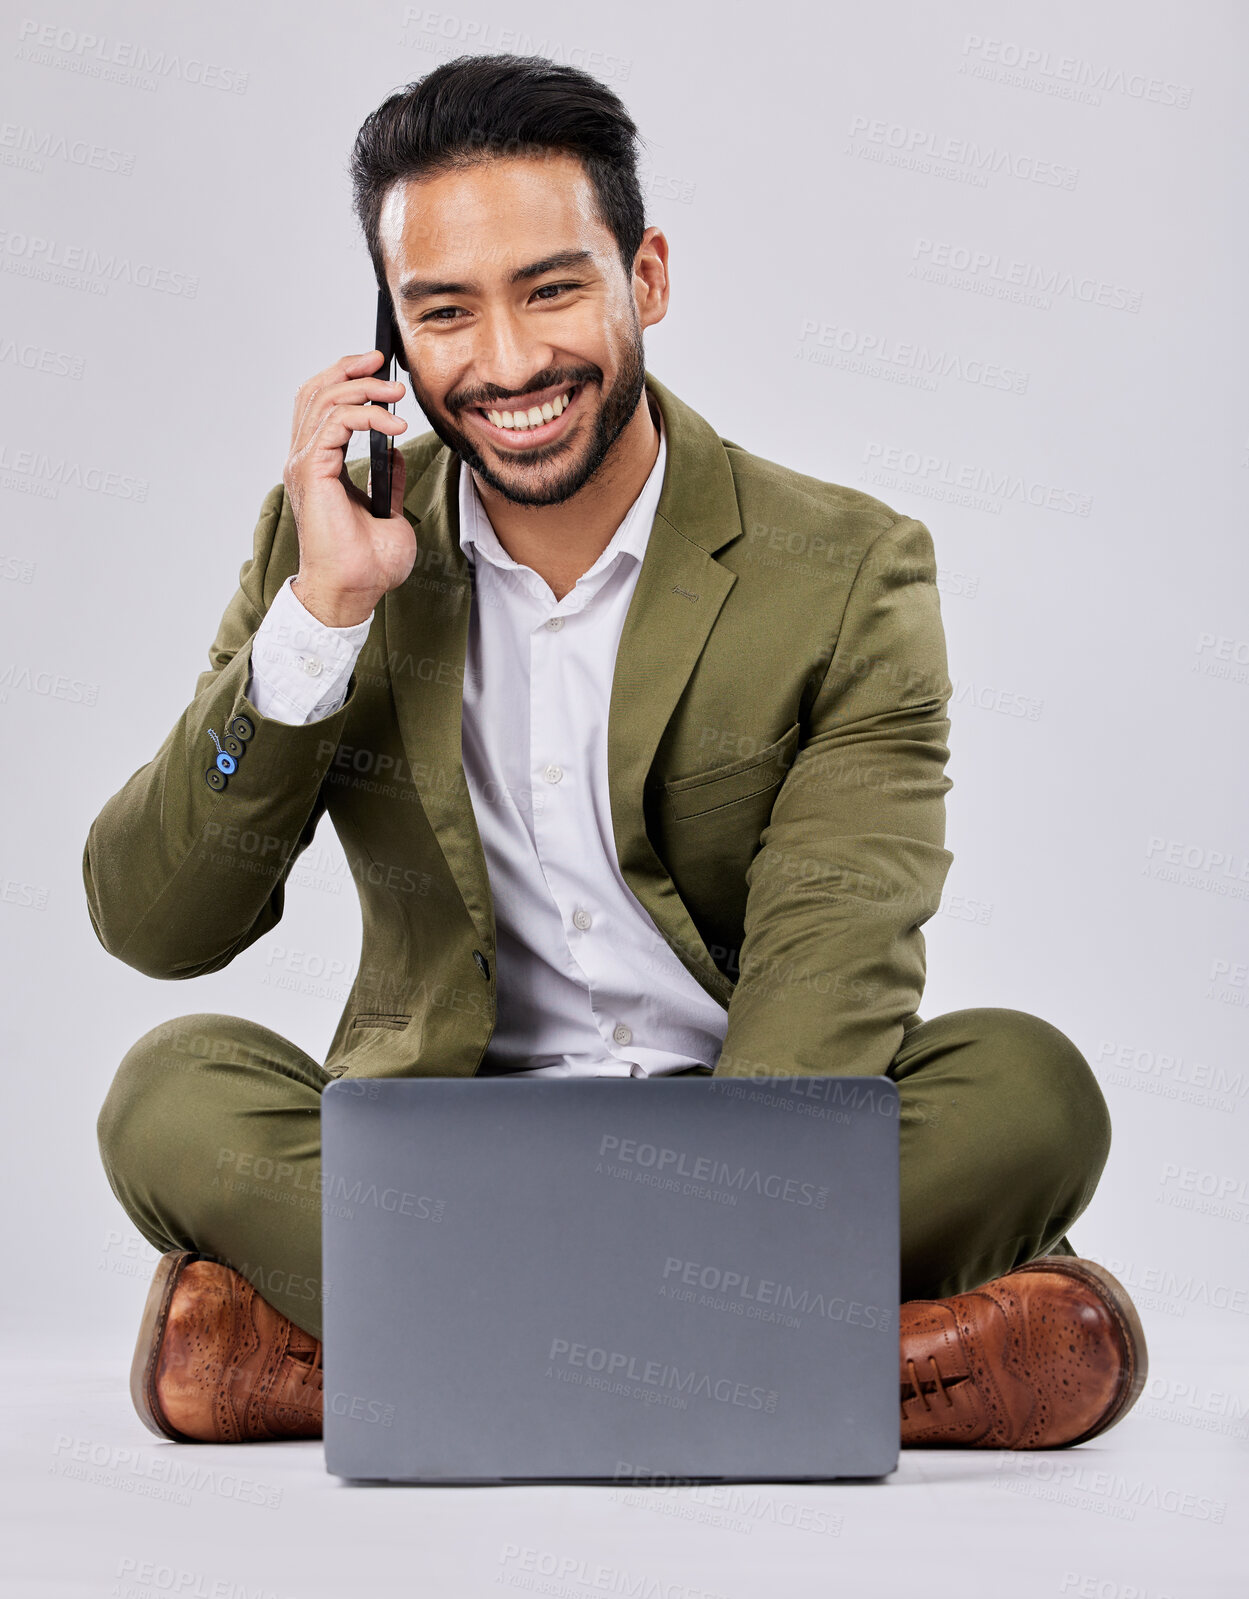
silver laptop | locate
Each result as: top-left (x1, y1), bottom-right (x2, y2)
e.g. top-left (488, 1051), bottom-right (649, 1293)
top-left (321, 1076), bottom-right (899, 1483)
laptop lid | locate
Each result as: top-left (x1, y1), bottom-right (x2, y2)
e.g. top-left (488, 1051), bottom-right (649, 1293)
top-left (321, 1076), bottom-right (899, 1483)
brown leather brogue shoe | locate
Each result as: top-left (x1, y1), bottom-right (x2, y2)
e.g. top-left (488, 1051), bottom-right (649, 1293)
top-left (130, 1250), bottom-right (323, 1442)
top-left (899, 1256), bottom-right (1147, 1449)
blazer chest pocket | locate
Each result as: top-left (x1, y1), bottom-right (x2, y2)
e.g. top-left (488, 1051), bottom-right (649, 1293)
top-left (661, 721), bottom-right (801, 822)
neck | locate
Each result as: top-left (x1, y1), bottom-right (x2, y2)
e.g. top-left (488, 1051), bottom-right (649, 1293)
top-left (471, 391), bottom-right (661, 600)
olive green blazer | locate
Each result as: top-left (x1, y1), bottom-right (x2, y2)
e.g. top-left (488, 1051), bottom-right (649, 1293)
top-left (83, 371), bottom-right (953, 1080)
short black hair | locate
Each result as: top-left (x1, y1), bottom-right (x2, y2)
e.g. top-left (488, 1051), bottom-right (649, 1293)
top-left (349, 54), bottom-right (648, 288)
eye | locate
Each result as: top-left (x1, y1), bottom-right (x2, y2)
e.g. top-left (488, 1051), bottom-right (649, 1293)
top-left (418, 281), bottom-right (583, 324)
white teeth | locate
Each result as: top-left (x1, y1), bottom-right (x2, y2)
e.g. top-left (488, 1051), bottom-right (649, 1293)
top-left (486, 387), bottom-right (574, 429)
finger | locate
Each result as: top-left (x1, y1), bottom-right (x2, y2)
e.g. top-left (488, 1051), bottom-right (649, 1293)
top-left (290, 351), bottom-right (392, 445)
top-left (300, 404), bottom-right (407, 474)
top-left (292, 373), bottom-right (405, 456)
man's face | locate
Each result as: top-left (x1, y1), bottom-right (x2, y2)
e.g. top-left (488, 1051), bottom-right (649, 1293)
top-left (377, 152), bottom-right (665, 506)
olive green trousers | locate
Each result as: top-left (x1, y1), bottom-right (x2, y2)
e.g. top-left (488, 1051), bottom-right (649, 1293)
top-left (96, 1007), bottom-right (1111, 1342)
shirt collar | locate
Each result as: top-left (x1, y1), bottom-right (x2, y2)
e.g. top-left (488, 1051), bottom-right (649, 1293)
top-left (457, 404), bottom-right (667, 583)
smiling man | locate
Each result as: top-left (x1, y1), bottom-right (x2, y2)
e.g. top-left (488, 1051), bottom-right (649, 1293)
top-left (87, 54), bottom-right (1145, 1451)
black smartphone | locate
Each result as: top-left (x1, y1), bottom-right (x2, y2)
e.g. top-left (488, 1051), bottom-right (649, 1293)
top-left (369, 285), bottom-right (402, 519)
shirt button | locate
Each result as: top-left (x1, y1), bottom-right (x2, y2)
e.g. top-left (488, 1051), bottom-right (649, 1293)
top-left (544, 616), bottom-right (564, 631)
top-left (613, 1023), bottom-right (632, 1046)
top-left (300, 656), bottom-right (324, 677)
top-left (543, 764), bottom-right (563, 784)
top-left (572, 908), bottom-right (592, 931)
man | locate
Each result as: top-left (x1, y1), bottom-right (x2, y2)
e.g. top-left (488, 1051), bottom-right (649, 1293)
top-left (88, 54), bottom-right (1145, 1450)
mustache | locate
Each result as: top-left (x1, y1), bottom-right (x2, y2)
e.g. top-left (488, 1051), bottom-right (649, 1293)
top-left (448, 367), bottom-right (601, 411)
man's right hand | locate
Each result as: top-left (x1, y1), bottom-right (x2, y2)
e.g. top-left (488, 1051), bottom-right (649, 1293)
top-left (283, 348), bottom-right (416, 628)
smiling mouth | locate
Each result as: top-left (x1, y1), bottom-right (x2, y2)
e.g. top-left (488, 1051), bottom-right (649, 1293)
top-left (470, 382), bottom-right (584, 449)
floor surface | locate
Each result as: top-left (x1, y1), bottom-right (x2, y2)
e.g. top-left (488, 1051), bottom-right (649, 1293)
top-left (4, 1311), bottom-right (1244, 1599)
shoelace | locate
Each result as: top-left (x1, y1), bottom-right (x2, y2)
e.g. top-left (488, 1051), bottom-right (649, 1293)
top-left (905, 1355), bottom-right (955, 1413)
top-left (296, 1342), bottom-right (323, 1391)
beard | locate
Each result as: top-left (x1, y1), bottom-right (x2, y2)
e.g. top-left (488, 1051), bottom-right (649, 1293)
top-left (405, 319), bottom-right (648, 508)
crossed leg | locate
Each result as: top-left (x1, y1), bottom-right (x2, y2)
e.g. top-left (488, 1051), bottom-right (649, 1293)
top-left (97, 1005), bottom-right (1113, 1343)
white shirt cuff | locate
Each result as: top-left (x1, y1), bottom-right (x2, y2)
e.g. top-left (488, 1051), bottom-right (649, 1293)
top-left (245, 575), bottom-right (371, 726)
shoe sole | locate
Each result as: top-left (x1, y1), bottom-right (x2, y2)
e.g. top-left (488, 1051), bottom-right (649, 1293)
top-left (129, 1249), bottom-right (202, 1443)
top-left (1011, 1255), bottom-right (1149, 1447)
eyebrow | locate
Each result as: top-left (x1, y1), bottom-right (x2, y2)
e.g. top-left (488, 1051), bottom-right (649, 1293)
top-left (396, 248), bottom-right (594, 305)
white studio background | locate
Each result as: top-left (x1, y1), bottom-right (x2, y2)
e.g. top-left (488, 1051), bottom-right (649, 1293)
top-left (1, 0), bottom-right (1245, 1410)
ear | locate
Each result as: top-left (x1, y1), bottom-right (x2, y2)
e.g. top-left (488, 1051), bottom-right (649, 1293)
top-left (632, 226), bottom-right (670, 334)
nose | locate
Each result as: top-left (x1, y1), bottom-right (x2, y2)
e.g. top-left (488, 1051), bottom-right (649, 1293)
top-left (469, 305), bottom-right (554, 400)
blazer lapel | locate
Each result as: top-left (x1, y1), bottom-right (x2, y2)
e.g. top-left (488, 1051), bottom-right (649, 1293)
top-left (606, 374), bottom-right (742, 1003)
top-left (381, 371), bottom-right (743, 1002)
top-left (382, 445), bottom-right (493, 948)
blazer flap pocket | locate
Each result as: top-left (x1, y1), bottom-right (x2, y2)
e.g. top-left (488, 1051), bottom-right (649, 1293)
top-left (662, 721), bottom-right (801, 822)
top-left (350, 1012), bottom-right (411, 1031)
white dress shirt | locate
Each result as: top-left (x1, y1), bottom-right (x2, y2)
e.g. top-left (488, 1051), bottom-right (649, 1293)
top-left (246, 414), bottom-right (729, 1079)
